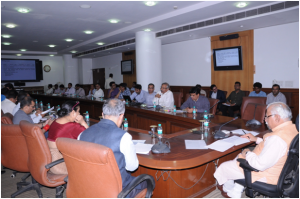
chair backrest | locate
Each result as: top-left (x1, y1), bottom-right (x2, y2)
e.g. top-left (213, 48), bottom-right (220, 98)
top-left (19, 120), bottom-right (58, 186)
top-left (56, 138), bottom-right (122, 198)
top-left (1, 124), bottom-right (29, 172)
top-left (244, 91), bottom-right (250, 97)
top-left (1, 113), bottom-right (13, 124)
top-left (277, 134), bottom-right (299, 198)
top-left (208, 98), bottom-right (219, 115)
top-left (241, 103), bottom-right (267, 124)
top-left (223, 91), bottom-right (228, 98)
top-left (173, 92), bottom-right (183, 108)
top-left (104, 89), bottom-right (110, 98)
top-left (240, 97), bottom-right (267, 118)
top-left (185, 93), bottom-right (190, 102)
top-left (282, 92), bottom-right (292, 107)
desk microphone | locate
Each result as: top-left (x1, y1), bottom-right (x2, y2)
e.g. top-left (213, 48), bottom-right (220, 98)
top-left (151, 138), bottom-right (171, 154)
top-left (214, 117), bottom-right (238, 139)
top-left (246, 104), bottom-right (262, 126)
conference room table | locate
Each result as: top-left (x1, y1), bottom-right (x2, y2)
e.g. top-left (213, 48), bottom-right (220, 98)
top-left (33, 94), bottom-right (268, 198)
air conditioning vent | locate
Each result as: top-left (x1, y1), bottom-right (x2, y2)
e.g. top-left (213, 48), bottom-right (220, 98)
top-left (225, 14), bottom-right (235, 22)
top-left (205, 19), bottom-right (214, 26)
top-left (235, 12), bottom-right (246, 19)
top-left (271, 2), bottom-right (285, 11)
top-left (285, 1), bottom-right (299, 8)
top-left (190, 23), bottom-right (197, 29)
top-left (197, 22), bottom-right (205, 28)
top-left (183, 25), bottom-right (190, 31)
top-left (168, 29), bottom-right (175, 34)
top-left (214, 17), bottom-right (223, 24)
top-left (176, 27), bottom-right (183, 32)
top-left (258, 6), bottom-right (270, 14)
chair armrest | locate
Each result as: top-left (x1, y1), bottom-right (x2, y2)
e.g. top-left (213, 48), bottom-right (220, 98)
top-left (117, 174), bottom-right (155, 198)
top-left (64, 176), bottom-right (68, 183)
top-left (45, 158), bottom-right (64, 169)
top-left (237, 158), bottom-right (260, 188)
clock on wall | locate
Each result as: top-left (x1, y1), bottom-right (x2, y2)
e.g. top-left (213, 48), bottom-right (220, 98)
top-left (44, 65), bottom-right (51, 72)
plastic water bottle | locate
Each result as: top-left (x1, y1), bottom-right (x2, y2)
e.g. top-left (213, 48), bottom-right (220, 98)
top-left (173, 105), bottom-right (177, 113)
top-left (123, 118), bottom-right (128, 131)
top-left (40, 101), bottom-right (43, 111)
top-left (203, 110), bottom-right (208, 120)
top-left (85, 111), bottom-right (89, 122)
top-left (35, 99), bottom-right (38, 108)
top-left (47, 103), bottom-right (50, 109)
top-left (157, 124), bottom-right (163, 139)
top-left (153, 102), bottom-right (156, 108)
top-left (193, 106), bottom-right (196, 115)
top-left (57, 105), bottom-right (60, 111)
top-left (91, 94), bottom-right (94, 100)
top-left (204, 110), bottom-right (209, 129)
top-left (125, 99), bottom-right (129, 105)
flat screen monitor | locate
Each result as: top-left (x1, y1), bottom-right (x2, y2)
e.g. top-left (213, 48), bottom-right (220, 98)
top-left (213, 46), bottom-right (243, 71)
top-left (121, 60), bottom-right (133, 74)
top-left (1, 59), bottom-right (43, 82)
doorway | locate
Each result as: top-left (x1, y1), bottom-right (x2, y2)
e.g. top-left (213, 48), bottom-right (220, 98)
top-left (92, 68), bottom-right (105, 89)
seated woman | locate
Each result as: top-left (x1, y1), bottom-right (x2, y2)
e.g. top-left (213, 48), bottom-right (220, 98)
top-left (47, 101), bottom-right (88, 174)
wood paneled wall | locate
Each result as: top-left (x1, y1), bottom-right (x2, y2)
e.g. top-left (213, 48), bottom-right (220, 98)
top-left (122, 50), bottom-right (136, 86)
top-left (211, 30), bottom-right (254, 95)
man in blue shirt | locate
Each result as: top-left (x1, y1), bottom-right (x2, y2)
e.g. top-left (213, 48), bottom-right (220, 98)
top-left (145, 83), bottom-right (156, 106)
top-left (115, 83), bottom-right (131, 101)
top-left (180, 87), bottom-right (210, 112)
top-left (130, 84), bottom-right (146, 103)
top-left (249, 82), bottom-right (267, 97)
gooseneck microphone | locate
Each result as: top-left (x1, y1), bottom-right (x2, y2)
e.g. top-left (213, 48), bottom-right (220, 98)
top-left (214, 117), bottom-right (238, 139)
top-left (209, 101), bottom-right (219, 110)
top-left (246, 104), bottom-right (262, 126)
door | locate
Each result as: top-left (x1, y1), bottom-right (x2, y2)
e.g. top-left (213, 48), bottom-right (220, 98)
top-left (93, 68), bottom-right (105, 89)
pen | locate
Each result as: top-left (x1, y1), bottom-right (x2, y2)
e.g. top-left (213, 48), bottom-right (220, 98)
top-left (242, 130), bottom-right (250, 139)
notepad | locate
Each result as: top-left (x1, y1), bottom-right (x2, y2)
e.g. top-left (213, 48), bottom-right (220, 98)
top-left (135, 143), bottom-right (153, 154)
top-left (207, 140), bottom-right (234, 152)
top-left (231, 129), bottom-right (259, 136)
top-left (185, 140), bottom-right (207, 149)
top-left (41, 106), bottom-right (54, 115)
top-left (222, 136), bottom-right (250, 146)
top-left (132, 140), bottom-right (146, 145)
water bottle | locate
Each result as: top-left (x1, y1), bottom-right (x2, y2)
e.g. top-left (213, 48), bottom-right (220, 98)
top-left (47, 103), bottom-right (50, 109)
top-left (157, 124), bottom-right (163, 139)
top-left (91, 94), bottom-right (94, 100)
top-left (203, 110), bottom-right (208, 120)
top-left (193, 106), bottom-right (196, 115)
top-left (123, 118), bottom-right (128, 131)
top-left (173, 105), bottom-right (176, 113)
top-left (85, 111), bottom-right (89, 122)
top-left (126, 99), bottom-right (129, 105)
top-left (37, 91), bottom-right (39, 94)
top-left (40, 101), bottom-right (43, 111)
top-left (153, 102), bottom-right (156, 108)
top-left (204, 110), bottom-right (209, 129)
top-left (57, 105), bottom-right (60, 111)
top-left (35, 99), bottom-right (38, 108)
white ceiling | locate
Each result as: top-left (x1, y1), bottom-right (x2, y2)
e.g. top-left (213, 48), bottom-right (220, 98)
top-left (1, 1), bottom-right (299, 58)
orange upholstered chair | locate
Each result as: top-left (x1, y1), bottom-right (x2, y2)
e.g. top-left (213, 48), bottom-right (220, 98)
top-left (173, 92), bottom-right (183, 108)
top-left (1, 113), bottom-right (13, 124)
top-left (241, 103), bottom-right (267, 124)
top-left (240, 97), bottom-right (267, 118)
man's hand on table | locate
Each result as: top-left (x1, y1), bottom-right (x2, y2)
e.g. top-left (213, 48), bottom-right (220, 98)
top-left (241, 133), bottom-right (257, 142)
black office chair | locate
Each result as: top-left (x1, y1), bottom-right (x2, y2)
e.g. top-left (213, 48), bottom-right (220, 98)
top-left (235, 134), bottom-right (299, 198)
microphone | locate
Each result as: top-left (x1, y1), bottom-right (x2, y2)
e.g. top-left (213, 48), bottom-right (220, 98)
top-left (214, 117), bottom-right (238, 139)
top-left (246, 104), bottom-right (262, 126)
top-left (209, 101), bottom-right (219, 110)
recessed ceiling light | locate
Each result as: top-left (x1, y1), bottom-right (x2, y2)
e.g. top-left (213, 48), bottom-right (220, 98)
top-left (16, 54), bottom-right (22, 56)
top-left (3, 42), bottom-right (11, 45)
top-left (17, 8), bottom-right (29, 13)
top-left (144, 29), bottom-right (151, 32)
top-left (6, 24), bottom-right (16, 28)
top-left (20, 49), bottom-right (26, 51)
top-left (48, 45), bottom-right (56, 47)
top-left (108, 19), bottom-right (119, 23)
top-left (236, 2), bottom-right (248, 8)
top-left (65, 38), bottom-right (73, 42)
top-left (84, 30), bottom-right (94, 34)
top-left (2, 34), bottom-right (11, 38)
top-left (145, 1), bottom-right (156, 6)
top-left (49, 55), bottom-right (54, 56)
top-left (97, 42), bottom-right (104, 45)
top-left (173, 6), bottom-right (178, 9)
top-left (80, 4), bottom-right (91, 8)
top-left (70, 51), bottom-right (77, 53)
top-left (240, 25), bottom-right (244, 28)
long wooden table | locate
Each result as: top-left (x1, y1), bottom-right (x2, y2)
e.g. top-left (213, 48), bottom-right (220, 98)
top-left (33, 94), bottom-right (268, 197)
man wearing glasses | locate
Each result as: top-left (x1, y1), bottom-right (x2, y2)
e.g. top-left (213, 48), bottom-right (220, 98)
top-left (266, 84), bottom-right (286, 105)
top-left (214, 102), bottom-right (298, 198)
top-left (152, 82), bottom-right (174, 108)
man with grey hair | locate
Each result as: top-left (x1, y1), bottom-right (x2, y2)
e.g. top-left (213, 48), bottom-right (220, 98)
top-left (152, 82), bottom-right (174, 108)
top-left (214, 102), bottom-right (298, 198)
top-left (78, 99), bottom-right (146, 197)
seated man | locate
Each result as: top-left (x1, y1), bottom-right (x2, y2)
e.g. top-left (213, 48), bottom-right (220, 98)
top-left (93, 83), bottom-right (104, 98)
top-left (64, 83), bottom-right (75, 95)
top-left (78, 99), bottom-right (146, 197)
top-left (249, 82), bottom-right (267, 97)
top-left (266, 84), bottom-right (286, 105)
top-left (108, 82), bottom-right (119, 98)
top-left (195, 84), bottom-right (207, 96)
top-left (130, 84), bottom-right (146, 103)
top-left (46, 84), bottom-right (54, 94)
top-left (75, 84), bottom-right (85, 97)
top-left (13, 96), bottom-right (53, 138)
top-left (53, 84), bottom-right (60, 94)
top-left (144, 83), bottom-right (156, 106)
top-left (153, 82), bottom-right (174, 108)
top-left (131, 81), bottom-right (137, 91)
top-left (1, 90), bottom-right (18, 114)
top-left (214, 102), bottom-right (298, 198)
top-left (221, 82), bottom-right (245, 117)
top-left (87, 84), bottom-right (96, 96)
top-left (209, 84), bottom-right (226, 110)
top-left (180, 87), bottom-right (210, 112)
top-left (115, 83), bottom-right (131, 101)
top-left (58, 84), bottom-right (65, 94)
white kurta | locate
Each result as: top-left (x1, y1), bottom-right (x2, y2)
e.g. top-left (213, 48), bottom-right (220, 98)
top-left (94, 88), bottom-right (104, 98)
top-left (152, 90), bottom-right (174, 108)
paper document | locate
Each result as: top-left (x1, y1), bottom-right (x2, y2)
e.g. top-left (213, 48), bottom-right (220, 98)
top-left (231, 129), bottom-right (259, 136)
top-left (207, 140), bottom-right (234, 152)
top-left (41, 106), bottom-right (55, 115)
top-left (185, 140), bottom-right (207, 149)
top-left (222, 136), bottom-right (250, 146)
top-left (135, 143), bottom-right (153, 154)
top-left (132, 140), bottom-right (146, 145)
top-left (222, 103), bottom-right (232, 106)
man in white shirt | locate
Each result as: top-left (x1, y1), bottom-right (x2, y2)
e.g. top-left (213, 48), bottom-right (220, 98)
top-left (93, 83), bottom-right (104, 98)
top-left (64, 83), bottom-right (75, 95)
top-left (104, 73), bottom-right (114, 89)
top-left (53, 84), bottom-right (60, 94)
top-left (214, 102), bottom-right (298, 198)
top-left (75, 84), bottom-right (86, 97)
top-left (196, 84), bottom-right (207, 96)
top-left (145, 83), bottom-right (156, 106)
top-left (1, 90), bottom-right (18, 114)
top-left (45, 84), bottom-right (54, 94)
top-left (130, 84), bottom-right (146, 103)
top-left (153, 82), bottom-right (174, 108)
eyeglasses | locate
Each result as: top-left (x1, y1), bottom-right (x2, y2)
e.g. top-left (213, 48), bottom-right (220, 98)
top-left (264, 114), bottom-right (275, 119)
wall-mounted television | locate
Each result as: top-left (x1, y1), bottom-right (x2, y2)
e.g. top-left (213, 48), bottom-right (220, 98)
top-left (213, 46), bottom-right (243, 71)
top-left (121, 60), bottom-right (133, 74)
top-left (1, 59), bottom-right (43, 82)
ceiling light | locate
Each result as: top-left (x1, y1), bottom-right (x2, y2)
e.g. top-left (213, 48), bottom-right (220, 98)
top-left (65, 38), bottom-right (73, 42)
top-left (70, 51), bottom-right (77, 53)
top-left (145, 1), bottom-right (156, 6)
top-left (2, 34), bottom-right (11, 38)
top-left (17, 8), bottom-right (29, 13)
top-left (48, 45), bottom-right (56, 47)
top-left (3, 42), bottom-right (11, 45)
top-left (80, 4), bottom-right (91, 8)
top-left (108, 19), bottom-right (119, 23)
top-left (236, 2), bottom-right (248, 8)
top-left (97, 42), bottom-right (104, 45)
top-left (240, 25), bottom-right (244, 28)
top-left (6, 24), bottom-right (16, 28)
top-left (84, 30), bottom-right (94, 34)
top-left (144, 29), bottom-right (151, 32)
top-left (16, 54), bottom-right (22, 56)
top-left (50, 55), bottom-right (54, 56)
top-left (20, 49), bottom-right (26, 51)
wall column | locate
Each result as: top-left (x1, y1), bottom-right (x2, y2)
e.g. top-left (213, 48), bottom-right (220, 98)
top-left (135, 31), bottom-right (162, 92)
top-left (63, 54), bottom-right (79, 86)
